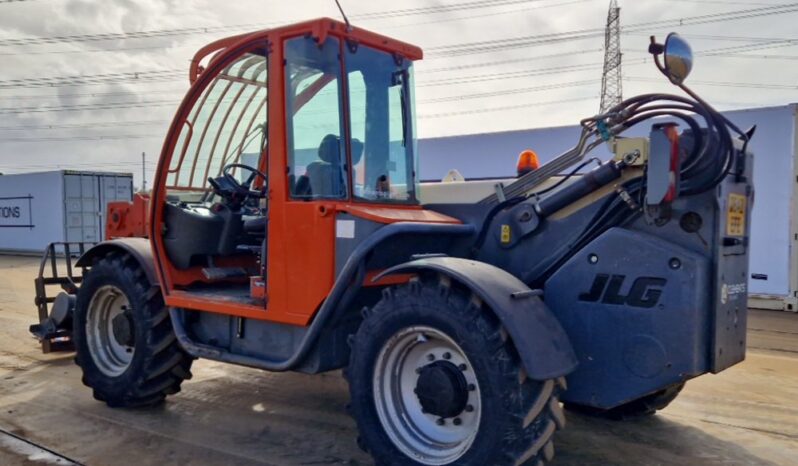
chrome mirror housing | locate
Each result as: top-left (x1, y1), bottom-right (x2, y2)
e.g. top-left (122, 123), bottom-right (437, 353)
top-left (662, 33), bottom-right (693, 85)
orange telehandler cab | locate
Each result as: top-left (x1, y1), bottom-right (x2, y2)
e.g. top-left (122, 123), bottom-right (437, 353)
top-left (31, 19), bottom-right (756, 466)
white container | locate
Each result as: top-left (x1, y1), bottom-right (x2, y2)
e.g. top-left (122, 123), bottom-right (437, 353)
top-left (0, 170), bottom-right (133, 253)
top-left (418, 104), bottom-right (798, 311)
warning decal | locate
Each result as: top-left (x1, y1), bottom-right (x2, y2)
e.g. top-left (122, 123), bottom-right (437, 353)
top-left (726, 193), bottom-right (746, 237)
top-left (500, 224), bottom-right (511, 244)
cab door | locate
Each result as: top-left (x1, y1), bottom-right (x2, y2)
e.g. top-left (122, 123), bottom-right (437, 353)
top-left (266, 35), bottom-right (349, 325)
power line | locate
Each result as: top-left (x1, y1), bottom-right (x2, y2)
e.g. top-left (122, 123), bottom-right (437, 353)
top-left (0, 87), bottom-right (186, 102)
top-left (0, 0), bottom-right (551, 48)
top-left (418, 95), bottom-right (597, 119)
top-left (0, 43), bottom-right (200, 57)
top-left (380, 0), bottom-right (589, 31)
top-left (666, 0), bottom-right (793, 5)
top-left (0, 99), bottom-right (178, 114)
top-left (0, 4), bottom-right (794, 91)
top-left (626, 32), bottom-right (798, 42)
top-left (418, 61), bottom-right (643, 87)
top-left (699, 52), bottom-right (798, 60)
top-left (0, 79), bottom-right (596, 118)
top-left (0, 1), bottom-right (586, 57)
top-left (0, 38), bottom-right (785, 113)
top-left (427, 3), bottom-right (798, 57)
top-left (349, 0), bottom-right (552, 20)
top-left (0, 119), bottom-right (166, 131)
top-left (0, 134), bottom-right (160, 142)
top-left (626, 76), bottom-right (798, 90)
top-left (0, 160), bottom-right (158, 169)
top-left (422, 48), bottom-right (602, 73)
top-left (0, 69), bottom-right (183, 89)
top-left (422, 80), bottom-right (597, 103)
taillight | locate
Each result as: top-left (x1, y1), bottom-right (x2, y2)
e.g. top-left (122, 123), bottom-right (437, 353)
top-left (647, 123), bottom-right (681, 207)
top-left (663, 124), bottom-right (680, 203)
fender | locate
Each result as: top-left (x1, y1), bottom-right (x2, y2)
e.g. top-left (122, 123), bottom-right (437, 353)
top-left (75, 238), bottom-right (158, 286)
top-left (375, 256), bottom-right (578, 381)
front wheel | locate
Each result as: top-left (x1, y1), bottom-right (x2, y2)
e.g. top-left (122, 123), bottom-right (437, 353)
top-left (73, 251), bottom-right (194, 407)
top-left (347, 276), bottom-right (565, 466)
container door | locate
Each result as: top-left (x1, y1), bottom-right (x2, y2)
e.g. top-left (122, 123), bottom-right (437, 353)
top-left (64, 174), bottom-right (100, 243)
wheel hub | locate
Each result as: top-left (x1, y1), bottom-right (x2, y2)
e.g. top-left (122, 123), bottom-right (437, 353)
top-left (415, 361), bottom-right (469, 418)
top-left (374, 326), bottom-right (482, 464)
top-left (85, 285), bottom-right (135, 377)
top-left (111, 310), bottom-right (135, 347)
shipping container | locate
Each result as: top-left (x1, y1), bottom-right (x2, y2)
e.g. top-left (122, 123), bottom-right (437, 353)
top-left (418, 104), bottom-right (798, 312)
top-left (0, 170), bottom-right (133, 253)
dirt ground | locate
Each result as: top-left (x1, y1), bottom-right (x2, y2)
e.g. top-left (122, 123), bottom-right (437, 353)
top-left (1, 255), bottom-right (797, 466)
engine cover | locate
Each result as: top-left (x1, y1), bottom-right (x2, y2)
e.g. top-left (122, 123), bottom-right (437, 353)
top-left (545, 227), bottom-right (711, 409)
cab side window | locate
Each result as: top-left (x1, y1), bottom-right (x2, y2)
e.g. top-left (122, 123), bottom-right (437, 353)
top-left (285, 36), bottom-right (347, 200)
top-left (167, 48), bottom-right (268, 193)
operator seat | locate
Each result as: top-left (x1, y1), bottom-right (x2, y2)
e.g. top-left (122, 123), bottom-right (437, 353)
top-left (243, 216), bottom-right (267, 235)
top-left (306, 134), bottom-right (344, 197)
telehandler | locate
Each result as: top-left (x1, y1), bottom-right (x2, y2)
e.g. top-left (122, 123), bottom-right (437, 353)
top-left (31, 18), bottom-right (754, 466)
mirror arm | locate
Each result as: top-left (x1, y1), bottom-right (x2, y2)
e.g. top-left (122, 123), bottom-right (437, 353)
top-left (648, 36), bottom-right (670, 82)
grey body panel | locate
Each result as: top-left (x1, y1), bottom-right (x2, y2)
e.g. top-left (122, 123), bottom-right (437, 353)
top-left (711, 151), bottom-right (754, 371)
top-left (546, 228), bottom-right (711, 408)
top-left (376, 256), bottom-right (578, 381)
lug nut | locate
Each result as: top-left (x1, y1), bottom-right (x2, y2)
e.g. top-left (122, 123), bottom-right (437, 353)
top-left (467, 383), bottom-right (476, 391)
top-left (443, 352), bottom-right (452, 360)
top-left (427, 354), bottom-right (436, 361)
top-left (465, 405), bottom-right (474, 412)
top-left (437, 418), bottom-right (445, 426)
top-left (453, 418), bottom-right (462, 426)
top-left (458, 364), bottom-right (467, 371)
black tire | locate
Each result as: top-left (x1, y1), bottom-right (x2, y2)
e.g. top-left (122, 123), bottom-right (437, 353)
top-left (564, 382), bottom-right (685, 420)
top-left (347, 275), bottom-right (566, 466)
top-left (73, 251), bottom-right (194, 408)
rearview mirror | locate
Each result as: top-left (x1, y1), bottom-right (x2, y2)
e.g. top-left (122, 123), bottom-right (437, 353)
top-left (663, 33), bottom-right (693, 85)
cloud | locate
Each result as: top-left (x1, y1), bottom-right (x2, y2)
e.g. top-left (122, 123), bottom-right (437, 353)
top-left (0, 0), bottom-right (796, 186)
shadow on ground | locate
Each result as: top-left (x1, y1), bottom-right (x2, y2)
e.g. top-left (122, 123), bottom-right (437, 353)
top-left (0, 353), bottom-right (781, 465)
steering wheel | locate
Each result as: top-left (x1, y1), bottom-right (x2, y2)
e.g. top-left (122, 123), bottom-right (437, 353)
top-left (223, 163), bottom-right (267, 193)
top-left (208, 163), bottom-right (268, 208)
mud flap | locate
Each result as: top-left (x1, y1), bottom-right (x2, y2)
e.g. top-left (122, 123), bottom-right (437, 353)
top-left (375, 256), bottom-right (578, 381)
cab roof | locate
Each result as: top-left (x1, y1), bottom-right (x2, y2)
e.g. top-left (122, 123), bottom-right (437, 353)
top-left (189, 17), bottom-right (423, 84)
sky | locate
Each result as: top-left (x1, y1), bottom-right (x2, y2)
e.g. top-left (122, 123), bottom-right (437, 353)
top-left (0, 0), bottom-right (797, 188)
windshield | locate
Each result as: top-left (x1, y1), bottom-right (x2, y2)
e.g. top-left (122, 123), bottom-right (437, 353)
top-left (346, 44), bottom-right (418, 203)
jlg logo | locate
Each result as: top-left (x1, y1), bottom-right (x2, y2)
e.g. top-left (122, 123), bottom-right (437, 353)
top-left (578, 274), bottom-right (667, 308)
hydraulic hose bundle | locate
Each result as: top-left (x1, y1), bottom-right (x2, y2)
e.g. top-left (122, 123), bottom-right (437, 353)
top-left (584, 92), bottom-right (748, 198)
top-left (473, 92), bottom-right (749, 282)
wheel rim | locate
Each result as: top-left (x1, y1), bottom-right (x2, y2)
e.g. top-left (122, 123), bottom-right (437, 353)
top-left (373, 326), bottom-right (482, 465)
top-left (85, 285), bottom-right (135, 377)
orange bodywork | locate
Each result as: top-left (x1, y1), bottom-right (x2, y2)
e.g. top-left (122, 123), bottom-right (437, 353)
top-left (106, 193), bottom-right (150, 240)
top-left (148, 18), bottom-right (446, 327)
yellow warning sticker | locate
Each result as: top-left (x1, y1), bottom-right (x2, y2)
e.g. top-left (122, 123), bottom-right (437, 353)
top-left (727, 193), bottom-right (746, 237)
top-left (500, 224), bottom-right (511, 244)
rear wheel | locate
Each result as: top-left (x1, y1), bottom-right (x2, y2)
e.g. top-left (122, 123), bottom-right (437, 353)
top-left (347, 275), bottom-right (565, 466)
top-left (73, 251), bottom-right (194, 407)
top-left (564, 382), bottom-right (685, 420)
